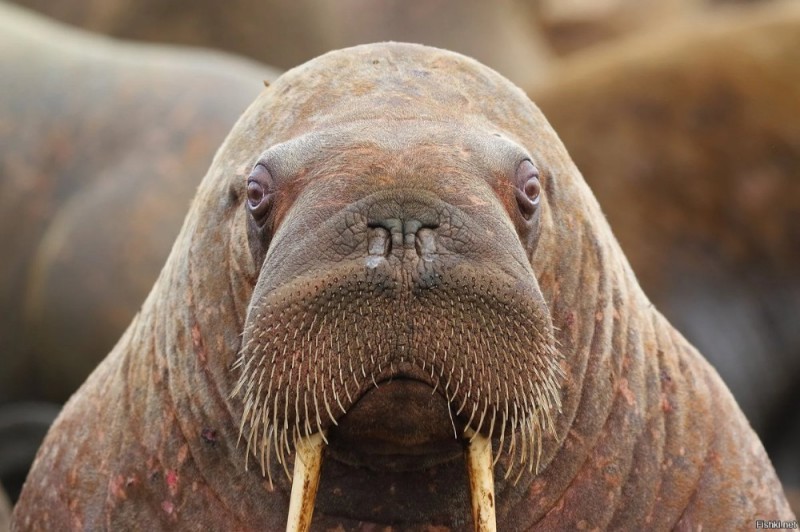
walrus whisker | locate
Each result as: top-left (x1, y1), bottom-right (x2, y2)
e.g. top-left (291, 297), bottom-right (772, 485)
top-left (430, 376), bottom-right (440, 396)
top-left (504, 427), bottom-right (518, 480)
top-left (464, 396), bottom-right (479, 428)
top-left (321, 386), bottom-right (337, 425)
top-left (280, 431), bottom-right (292, 481)
top-left (505, 405), bottom-right (519, 478)
top-left (444, 364), bottom-right (453, 390)
top-left (486, 407), bottom-right (498, 463)
top-left (446, 394), bottom-right (458, 439)
top-left (259, 412), bottom-right (269, 477)
top-left (535, 424), bottom-right (543, 474)
top-left (303, 389), bottom-right (313, 439)
top-left (251, 383), bottom-right (266, 437)
top-left (272, 389), bottom-right (282, 461)
top-left (518, 414), bottom-right (529, 467)
top-left (471, 399), bottom-right (490, 442)
top-left (349, 346), bottom-right (362, 383)
top-left (245, 406), bottom-right (260, 472)
top-left (494, 395), bottom-right (509, 467)
top-left (530, 416), bottom-right (539, 473)
top-left (238, 396), bottom-right (253, 446)
top-left (513, 457), bottom-right (526, 485)
top-left (271, 419), bottom-right (281, 476)
top-left (511, 419), bottom-right (533, 484)
top-left (312, 389), bottom-right (326, 440)
top-left (231, 352), bottom-right (245, 371)
top-left (283, 386), bottom-right (293, 446)
top-left (332, 383), bottom-right (346, 414)
top-left (343, 379), bottom-right (353, 404)
top-left (264, 424), bottom-right (275, 489)
top-left (456, 388), bottom-right (471, 417)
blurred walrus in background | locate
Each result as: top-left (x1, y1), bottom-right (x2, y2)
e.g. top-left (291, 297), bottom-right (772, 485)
top-left (0, 484), bottom-right (10, 532)
top-left (531, 0), bottom-right (800, 503)
top-left (14, 42), bottom-right (793, 530)
top-left (8, 0), bottom-right (552, 89)
top-left (517, 0), bottom-right (778, 56)
top-left (0, 2), bottom-right (277, 405)
top-left (0, 2), bottom-right (277, 500)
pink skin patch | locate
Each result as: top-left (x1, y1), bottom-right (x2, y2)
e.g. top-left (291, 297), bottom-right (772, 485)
top-left (161, 501), bottom-right (174, 515)
top-left (166, 469), bottom-right (179, 496)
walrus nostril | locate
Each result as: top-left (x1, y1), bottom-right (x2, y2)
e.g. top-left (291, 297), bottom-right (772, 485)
top-left (415, 228), bottom-right (437, 261)
top-left (368, 218), bottom-right (439, 258)
top-left (368, 226), bottom-right (391, 257)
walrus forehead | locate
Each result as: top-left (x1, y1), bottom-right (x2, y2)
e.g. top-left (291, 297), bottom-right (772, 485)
top-left (261, 42), bottom-right (546, 138)
top-left (252, 120), bottom-right (532, 188)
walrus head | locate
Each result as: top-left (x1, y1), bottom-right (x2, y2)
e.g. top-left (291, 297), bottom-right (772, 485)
top-left (13, 41), bottom-right (794, 532)
top-left (226, 45), bottom-right (567, 527)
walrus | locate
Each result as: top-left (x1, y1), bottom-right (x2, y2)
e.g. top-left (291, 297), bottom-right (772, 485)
top-left (14, 43), bottom-right (793, 530)
top-left (0, 3), bottom-right (278, 406)
top-left (530, 0), bottom-right (800, 496)
top-left (518, 0), bottom-right (779, 57)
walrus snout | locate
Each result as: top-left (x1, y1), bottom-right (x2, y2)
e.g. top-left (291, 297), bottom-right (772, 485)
top-left (235, 161), bottom-right (564, 488)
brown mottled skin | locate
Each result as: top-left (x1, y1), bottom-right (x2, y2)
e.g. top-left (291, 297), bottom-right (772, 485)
top-left (532, 0), bottom-right (800, 493)
top-left (0, 3), bottom-right (278, 405)
top-left (14, 43), bottom-right (793, 530)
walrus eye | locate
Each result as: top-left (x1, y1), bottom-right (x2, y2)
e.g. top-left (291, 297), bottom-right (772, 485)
top-left (515, 159), bottom-right (541, 219)
top-left (247, 164), bottom-right (274, 223)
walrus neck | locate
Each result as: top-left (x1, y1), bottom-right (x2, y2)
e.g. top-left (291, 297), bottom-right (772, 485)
top-left (511, 209), bottom-right (724, 528)
top-left (155, 210), bottom-right (256, 443)
top-left (111, 204), bottom-right (294, 526)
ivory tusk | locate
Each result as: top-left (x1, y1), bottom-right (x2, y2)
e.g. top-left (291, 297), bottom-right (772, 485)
top-left (464, 428), bottom-right (497, 532)
top-left (286, 432), bottom-right (325, 532)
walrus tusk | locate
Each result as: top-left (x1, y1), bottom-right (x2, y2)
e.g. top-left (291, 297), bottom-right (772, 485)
top-left (464, 428), bottom-right (497, 532)
top-left (286, 432), bottom-right (325, 532)
top-left (285, 428), bottom-right (496, 531)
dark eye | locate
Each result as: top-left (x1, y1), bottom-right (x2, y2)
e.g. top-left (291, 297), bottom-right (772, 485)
top-left (247, 164), bottom-right (274, 223)
top-left (514, 159), bottom-right (541, 220)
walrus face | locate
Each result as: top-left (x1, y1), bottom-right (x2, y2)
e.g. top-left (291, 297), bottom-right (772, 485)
top-left (233, 119), bottom-right (564, 527)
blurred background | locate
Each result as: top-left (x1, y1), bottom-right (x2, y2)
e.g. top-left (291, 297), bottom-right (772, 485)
top-left (1, 0), bottom-right (798, 522)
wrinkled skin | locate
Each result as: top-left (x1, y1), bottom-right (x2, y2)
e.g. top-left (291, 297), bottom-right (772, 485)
top-left (0, 3), bottom-right (277, 405)
top-left (532, 1), bottom-right (800, 494)
top-left (15, 43), bottom-right (793, 530)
